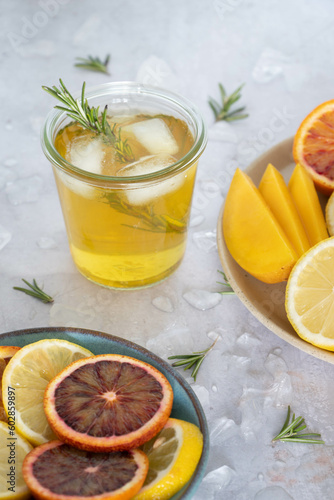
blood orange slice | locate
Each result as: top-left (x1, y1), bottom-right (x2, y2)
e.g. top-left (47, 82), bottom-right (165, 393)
top-left (293, 99), bottom-right (334, 195)
top-left (22, 440), bottom-right (149, 500)
top-left (44, 354), bottom-right (173, 452)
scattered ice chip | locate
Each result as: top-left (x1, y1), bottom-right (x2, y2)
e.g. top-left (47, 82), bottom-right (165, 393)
top-left (5, 175), bottom-right (43, 205)
top-left (123, 118), bottom-right (179, 155)
top-left (193, 230), bottom-right (217, 252)
top-left (236, 332), bottom-right (262, 348)
top-left (265, 352), bottom-right (288, 377)
top-left (190, 213), bottom-right (205, 227)
top-left (192, 385), bottom-right (210, 408)
top-left (119, 155), bottom-right (184, 205)
top-left (0, 225), bottom-right (11, 251)
top-left (202, 465), bottom-right (236, 490)
top-left (208, 120), bottom-right (238, 143)
top-left (36, 236), bottom-right (57, 249)
top-left (3, 158), bottom-right (17, 167)
top-left (252, 48), bottom-right (290, 83)
top-left (136, 55), bottom-right (179, 90)
top-left (183, 289), bottom-right (222, 310)
top-left (210, 416), bottom-right (239, 443)
top-left (70, 137), bottom-right (105, 174)
top-left (152, 295), bottom-right (174, 312)
top-left (254, 486), bottom-right (293, 500)
top-left (0, 166), bottom-right (16, 190)
top-left (146, 327), bottom-right (194, 356)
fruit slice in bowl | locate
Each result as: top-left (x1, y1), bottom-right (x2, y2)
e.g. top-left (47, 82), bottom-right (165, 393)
top-left (0, 327), bottom-right (209, 500)
top-left (44, 354), bottom-right (174, 452)
top-left (134, 418), bottom-right (203, 500)
top-left (293, 99), bottom-right (334, 196)
top-left (23, 441), bottom-right (149, 500)
top-left (2, 339), bottom-right (93, 446)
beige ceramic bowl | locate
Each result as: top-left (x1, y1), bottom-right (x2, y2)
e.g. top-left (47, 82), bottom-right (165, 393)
top-left (217, 137), bottom-right (334, 364)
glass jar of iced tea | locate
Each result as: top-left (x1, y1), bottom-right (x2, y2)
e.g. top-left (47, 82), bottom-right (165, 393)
top-left (41, 82), bottom-right (207, 289)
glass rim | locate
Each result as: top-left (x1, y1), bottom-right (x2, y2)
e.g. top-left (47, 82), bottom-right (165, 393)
top-left (41, 81), bottom-right (208, 183)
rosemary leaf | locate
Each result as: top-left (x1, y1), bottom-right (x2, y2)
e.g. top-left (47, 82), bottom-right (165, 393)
top-left (168, 337), bottom-right (218, 381)
top-left (272, 406), bottom-right (324, 444)
top-left (42, 79), bottom-right (134, 163)
top-left (208, 82), bottom-right (248, 122)
top-left (75, 54), bottom-right (110, 74)
top-left (13, 279), bottom-right (53, 304)
top-left (217, 270), bottom-right (235, 295)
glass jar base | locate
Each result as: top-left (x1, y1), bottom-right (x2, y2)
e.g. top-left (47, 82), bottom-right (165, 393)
top-left (75, 259), bottom-right (183, 290)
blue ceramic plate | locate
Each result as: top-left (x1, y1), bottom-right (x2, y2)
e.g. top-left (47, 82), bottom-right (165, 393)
top-left (0, 326), bottom-right (209, 500)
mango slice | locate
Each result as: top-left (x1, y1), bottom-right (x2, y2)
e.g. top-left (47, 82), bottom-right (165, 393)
top-left (258, 163), bottom-right (310, 256)
top-left (288, 163), bottom-right (329, 246)
top-left (223, 168), bottom-right (298, 284)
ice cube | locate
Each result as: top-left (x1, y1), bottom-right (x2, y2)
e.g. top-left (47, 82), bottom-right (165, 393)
top-left (70, 137), bottom-right (105, 175)
top-left (118, 154), bottom-right (184, 205)
top-left (123, 118), bottom-right (179, 155)
top-left (117, 154), bottom-right (175, 177)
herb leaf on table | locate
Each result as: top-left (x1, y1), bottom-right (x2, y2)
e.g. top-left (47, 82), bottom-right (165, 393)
top-left (272, 406), bottom-right (324, 444)
top-left (168, 337), bottom-right (218, 381)
top-left (75, 54), bottom-right (110, 74)
top-left (13, 279), bottom-right (54, 304)
top-left (208, 83), bottom-right (248, 122)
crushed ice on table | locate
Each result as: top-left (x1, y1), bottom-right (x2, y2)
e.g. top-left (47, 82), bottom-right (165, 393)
top-left (36, 236), bottom-right (57, 249)
top-left (254, 486), bottom-right (293, 500)
top-left (236, 331), bottom-right (262, 348)
top-left (252, 48), bottom-right (291, 83)
top-left (5, 175), bottom-right (43, 205)
top-left (191, 384), bottom-right (210, 410)
top-left (123, 118), bottom-right (178, 155)
top-left (208, 120), bottom-right (238, 143)
top-left (3, 158), bottom-right (17, 167)
top-left (145, 327), bottom-right (194, 358)
top-left (119, 154), bottom-right (184, 205)
top-left (16, 39), bottom-right (56, 58)
top-left (210, 416), bottom-right (239, 443)
top-left (197, 465), bottom-right (236, 496)
top-left (0, 166), bottom-right (17, 190)
top-left (189, 212), bottom-right (205, 227)
top-left (136, 55), bottom-right (180, 91)
top-left (0, 224), bottom-right (11, 251)
top-left (151, 295), bottom-right (174, 312)
top-left (183, 289), bottom-right (222, 310)
top-left (193, 229), bottom-right (217, 252)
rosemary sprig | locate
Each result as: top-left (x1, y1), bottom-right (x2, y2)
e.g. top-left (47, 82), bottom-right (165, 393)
top-left (42, 79), bottom-right (134, 163)
top-left (103, 193), bottom-right (187, 233)
top-left (13, 279), bottom-right (53, 304)
top-left (217, 270), bottom-right (235, 295)
top-left (272, 406), bottom-right (324, 444)
top-left (168, 337), bottom-right (218, 381)
top-left (75, 54), bottom-right (110, 74)
top-left (208, 83), bottom-right (248, 122)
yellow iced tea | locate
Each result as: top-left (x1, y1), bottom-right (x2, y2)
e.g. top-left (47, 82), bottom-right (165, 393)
top-left (53, 114), bottom-right (196, 288)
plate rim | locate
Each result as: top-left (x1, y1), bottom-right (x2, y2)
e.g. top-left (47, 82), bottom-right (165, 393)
top-left (0, 326), bottom-right (209, 500)
top-left (217, 136), bottom-right (334, 364)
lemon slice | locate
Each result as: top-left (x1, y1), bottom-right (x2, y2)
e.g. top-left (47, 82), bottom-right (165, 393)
top-left (2, 339), bottom-right (92, 446)
top-left (285, 237), bottom-right (334, 350)
top-left (0, 420), bottom-right (33, 500)
top-left (133, 417), bottom-right (203, 500)
top-left (0, 347), bottom-right (20, 422)
top-left (326, 191), bottom-right (334, 236)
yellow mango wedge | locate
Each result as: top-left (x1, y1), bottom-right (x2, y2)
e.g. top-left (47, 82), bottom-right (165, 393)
top-left (258, 163), bottom-right (310, 257)
top-left (223, 168), bottom-right (298, 284)
top-left (288, 163), bottom-right (329, 246)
